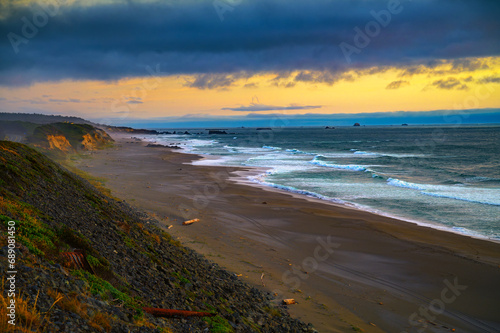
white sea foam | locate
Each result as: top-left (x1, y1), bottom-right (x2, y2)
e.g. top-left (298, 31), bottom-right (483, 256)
top-left (310, 156), bottom-right (367, 171)
top-left (386, 178), bottom-right (425, 190)
top-left (285, 148), bottom-right (316, 155)
top-left (387, 178), bottom-right (500, 206)
top-left (244, 172), bottom-right (500, 242)
top-left (352, 150), bottom-right (428, 158)
top-left (353, 151), bottom-right (380, 156)
top-left (421, 191), bottom-right (500, 206)
top-left (249, 174), bottom-right (348, 205)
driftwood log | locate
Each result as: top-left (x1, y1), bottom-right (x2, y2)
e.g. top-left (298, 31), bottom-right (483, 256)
top-left (182, 218), bottom-right (200, 225)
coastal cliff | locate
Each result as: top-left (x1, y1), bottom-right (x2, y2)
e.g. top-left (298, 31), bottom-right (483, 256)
top-left (28, 123), bottom-right (114, 153)
top-left (0, 141), bottom-right (312, 332)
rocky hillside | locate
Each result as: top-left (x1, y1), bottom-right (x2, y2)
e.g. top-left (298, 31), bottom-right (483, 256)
top-left (0, 141), bottom-right (314, 333)
top-left (1, 120), bottom-right (115, 155)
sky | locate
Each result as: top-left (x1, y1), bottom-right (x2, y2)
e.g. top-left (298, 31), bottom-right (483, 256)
top-left (0, 0), bottom-right (499, 128)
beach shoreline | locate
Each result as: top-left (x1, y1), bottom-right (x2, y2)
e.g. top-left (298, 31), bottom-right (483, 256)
top-left (74, 134), bottom-right (500, 332)
top-left (172, 144), bottom-right (500, 247)
top-left (232, 168), bottom-right (500, 246)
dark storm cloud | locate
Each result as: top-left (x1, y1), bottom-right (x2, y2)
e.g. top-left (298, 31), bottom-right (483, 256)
top-left (184, 73), bottom-right (252, 89)
top-left (0, 0), bottom-right (499, 86)
top-left (386, 80), bottom-right (409, 90)
top-left (479, 75), bottom-right (500, 84)
top-left (398, 59), bottom-right (491, 78)
top-left (430, 77), bottom-right (469, 90)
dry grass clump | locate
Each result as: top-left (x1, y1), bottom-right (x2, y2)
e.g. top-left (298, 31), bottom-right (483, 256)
top-left (47, 288), bottom-right (113, 332)
top-left (0, 287), bottom-right (60, 332)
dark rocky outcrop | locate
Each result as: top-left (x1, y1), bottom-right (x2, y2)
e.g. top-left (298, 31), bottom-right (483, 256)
top-left (146, 144), bottom-right (182, 149)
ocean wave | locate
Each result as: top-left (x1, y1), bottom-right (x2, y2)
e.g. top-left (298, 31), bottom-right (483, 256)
top-left (421, 191), bottom-right (500, 206)
top-left (262, 145), bottom-right (282, 150)
top-left (223, 145), bottom-right (239, 152)
top-left (222, 146), bottom-right (275, 154)
top-left (244, 173), bottom-right (500, 242)
top-left (351, 150), bottom-right (428, 158)
top-left (249, 176), bottom-right (347, 205)
top-left (310, 156), bottom-right (367, 171)
top-left (465, 176), bottom-right (500, 184)
top-left (353, 151), bottom-right (380, 156)
top-left (386, 178), bottom-right (425, 190)
top-left (285, 148), bottom-right (316, 155)
top-left (387, 178), bottom-right (500, 206)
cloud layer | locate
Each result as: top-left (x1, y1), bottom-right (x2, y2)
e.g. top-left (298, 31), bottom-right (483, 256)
top-left (222, 102), bottom-right (322, 112)
top-left (1, 0), bottom-right (499, 86)
top-left (100, 108), bottom-right (500, 128)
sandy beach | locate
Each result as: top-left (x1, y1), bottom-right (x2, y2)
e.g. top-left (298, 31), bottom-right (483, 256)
top-left (74, 135), bottom-right (500, 333)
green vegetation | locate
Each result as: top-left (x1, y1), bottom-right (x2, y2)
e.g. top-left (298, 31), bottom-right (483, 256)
top-left (160, 230), bottom-right (183, 248)
top-left (86, 255), bottom-right (104, 268)
top-left (71, 270), bottom-right (140, 309)
top-left (171, 271), bottom-right (191, 285)
top-left (204, 315), bottom-right (235, 333)
top-left (263, 306), bottom-right (282, 317)
top-left (0, 212), bottom-right (56, 257)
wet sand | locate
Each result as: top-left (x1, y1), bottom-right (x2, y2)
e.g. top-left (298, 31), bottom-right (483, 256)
top-left (74, 135), bottom-right (500, 333)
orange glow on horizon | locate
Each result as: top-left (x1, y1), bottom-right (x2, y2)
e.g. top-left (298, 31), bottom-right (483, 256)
top-left (0, 57), bottom-right (499, 121)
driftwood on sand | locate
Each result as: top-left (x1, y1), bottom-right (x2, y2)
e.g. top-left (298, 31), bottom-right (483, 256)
top-left (182, 218), bottom-right (200, 225)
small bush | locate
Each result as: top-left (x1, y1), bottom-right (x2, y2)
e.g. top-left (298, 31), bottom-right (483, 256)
top-left (204, 315), bottom-right (235, 333)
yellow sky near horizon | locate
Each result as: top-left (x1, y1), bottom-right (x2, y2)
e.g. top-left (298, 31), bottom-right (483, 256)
top-left (1, 56), bottom-right (499, 121)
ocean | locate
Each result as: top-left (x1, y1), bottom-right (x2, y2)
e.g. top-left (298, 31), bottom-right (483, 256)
top-left (146, 125), bottom-right (500, 241)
